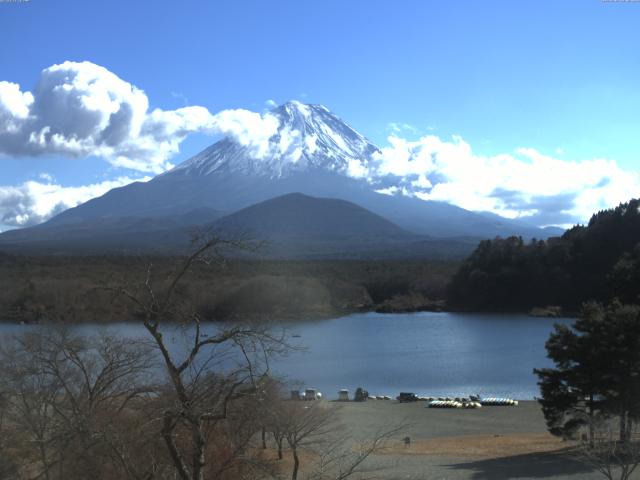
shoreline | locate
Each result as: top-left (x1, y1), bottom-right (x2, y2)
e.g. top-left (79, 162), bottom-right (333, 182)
top-left (1, 305), bottom-right (578, 325)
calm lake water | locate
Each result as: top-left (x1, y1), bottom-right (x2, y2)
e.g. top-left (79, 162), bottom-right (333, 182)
top-left (0, 312), bottom-right (572, 400)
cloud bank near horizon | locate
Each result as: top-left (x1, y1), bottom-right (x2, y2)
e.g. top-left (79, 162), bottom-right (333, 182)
top-left (0, 176), bottom-right (151, 228)
top-left (371, 135), bottom-right (640, 227)
top-left (0, 61), bottom-right (638, 229)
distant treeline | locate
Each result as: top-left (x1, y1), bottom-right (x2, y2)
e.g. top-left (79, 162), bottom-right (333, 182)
top-left (0, 256), bottom-right (457, 323)
top-left (447, 199), bottom-right (640, 312)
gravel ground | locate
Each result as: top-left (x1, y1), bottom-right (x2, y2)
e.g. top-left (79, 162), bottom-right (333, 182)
top-left (329, 400), bottom-right (621, 480)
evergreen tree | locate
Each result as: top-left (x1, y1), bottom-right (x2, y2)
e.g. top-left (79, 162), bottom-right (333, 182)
top-left (448, 199), bottom-right (640, 311)
top-left (609, 244), bottom-right (640, 304)
top-left (535, 302), bottom-right (640, 443)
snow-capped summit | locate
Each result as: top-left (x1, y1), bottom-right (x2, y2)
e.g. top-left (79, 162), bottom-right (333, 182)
top-left (172, 101), bottom-right (379, 179)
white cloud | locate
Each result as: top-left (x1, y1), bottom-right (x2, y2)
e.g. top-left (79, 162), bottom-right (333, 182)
top-left (304, 134), bottom-right (319, 155)
top-left (210, 108), bottom-right (279, 158)
top-left (0, 61), bottom-right (280, 173)
top-left (411, 174), bottom-right (432, 189)
top-left (347, 158), bottom-right (369, 178)
top-left (0, 176), bottom-right (150, 227)
top-left (0, 81), bottom-right (33, 134)
top-left (265, 99), bottom-right (277, 108)
top-left (375, 186), bottom-right (400, 196)
top-left (372, 134), bottom-right (640, 226)
top-left (387, 122), bottom-right (419, 135)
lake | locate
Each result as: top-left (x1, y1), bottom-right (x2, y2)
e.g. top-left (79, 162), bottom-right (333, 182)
top-left (0, 311), bottom-right (572, 400)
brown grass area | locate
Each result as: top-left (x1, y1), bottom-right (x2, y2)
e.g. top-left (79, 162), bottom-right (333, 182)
top-left (379, 433), bottom-right (572, 459)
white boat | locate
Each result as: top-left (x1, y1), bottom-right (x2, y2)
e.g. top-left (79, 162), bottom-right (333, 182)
top-left (480, 397), bottom-right (518, 406)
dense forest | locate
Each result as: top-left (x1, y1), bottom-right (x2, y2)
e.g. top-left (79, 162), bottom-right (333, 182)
top-left (0, 256), bottom-right (456, 323)
top-left (447, 199), bottom-right (640, 312)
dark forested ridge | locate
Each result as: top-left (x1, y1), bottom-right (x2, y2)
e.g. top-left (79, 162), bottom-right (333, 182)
top-left (447, 199), bottom-right (640, 312)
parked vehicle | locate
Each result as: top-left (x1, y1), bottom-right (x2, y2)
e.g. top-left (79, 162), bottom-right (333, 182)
top-left (354, 387), bottom-right (369, 402)
top-left (304, 388), bottom-right (321, 400)
top-left (397, 392), bottom-right (419, 403)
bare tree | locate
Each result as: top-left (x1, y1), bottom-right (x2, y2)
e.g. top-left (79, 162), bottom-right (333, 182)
top-left (0, 336), bottom-right (61, 479)
top-left (0, 231), bottom-right (400, 480)
top-left (0, 328), bottom-right (161, 480)
top-left (111, 232), bottom-right (289, 480)
top-left (256, 378), bottom-right (289, 460)
top-left (574, 416), bottom-right (640, 480)
top-left (264, 396), bottom-right (406, 480)
top-left (306, 424), bottom-right (405, 480)
top-left (280, 401), bottom-right (341, 480)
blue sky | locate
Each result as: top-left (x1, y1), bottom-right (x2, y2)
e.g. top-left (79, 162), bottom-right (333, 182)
top-left (1, 0), bottom-right (639, 229)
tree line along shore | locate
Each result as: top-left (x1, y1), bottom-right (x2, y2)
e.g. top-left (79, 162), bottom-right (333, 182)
top-left (3, 199), bottom-right (640, 324)
top-left (0, 256), bottom-right (455, 324)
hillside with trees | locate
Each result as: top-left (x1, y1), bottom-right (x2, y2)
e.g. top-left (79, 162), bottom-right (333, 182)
top-left (0, 255), bottom-right (456, 323)
top-left (447, 199), bottom-right (640, 312)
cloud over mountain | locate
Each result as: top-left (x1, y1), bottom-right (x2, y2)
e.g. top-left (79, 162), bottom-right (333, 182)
top-left (372, 135), bottom-right (640, 226)
top-left (0, 61), bottom-right (279, 173)
top-left (0, 61), bottom-right (638, 228)
top-left (0, 175), bottom-right (150, 228)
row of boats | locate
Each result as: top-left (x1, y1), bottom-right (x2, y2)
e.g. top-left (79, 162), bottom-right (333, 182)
top-left (428, 397), bottom-right (519, 408)
top-left (391, 392), bottom-right (517, 407)
top-left (479, 397), bottom-right (520, 406)
top-left (428, 400), bottom-right (482, 409)
top-left (306, 389), bottom-right (519, 406)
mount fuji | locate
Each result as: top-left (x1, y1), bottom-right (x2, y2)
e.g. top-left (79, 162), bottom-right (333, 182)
top-left (0, 101), bottom-right (562, 256)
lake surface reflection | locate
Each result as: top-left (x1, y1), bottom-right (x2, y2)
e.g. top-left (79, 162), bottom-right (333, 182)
top-left (273, 312), bottom-right (572, 400)
top-left (0, 311), bottom-right (572, 400)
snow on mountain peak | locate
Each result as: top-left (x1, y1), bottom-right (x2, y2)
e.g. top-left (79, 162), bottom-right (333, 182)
top-left (173, 101), bottom-right (379, 179)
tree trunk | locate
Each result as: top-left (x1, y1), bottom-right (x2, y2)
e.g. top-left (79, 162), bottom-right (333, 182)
top-left (38, 442), bottom-right (51, 480)
top-left (192, 420), bottom-right (207, 480)
top-left (588, 394), bottom-right (594, 448)
top-left (161, 414), bottom-right (191, 480)
top-left (291, 447), bottom-right (299, 480)
top-left (273, 433), bottom-right (283, 460)
top-left (620, 410), bottom-right (627, 444)
top-left (57, 450), bottom-right (64, 479)
top-left (261, 427), bottom-right (267, 449)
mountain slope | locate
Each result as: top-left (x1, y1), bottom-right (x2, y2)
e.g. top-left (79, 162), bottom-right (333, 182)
top-left (45, 101), bottom-right (381, 224)
top-left (0, 208), bottom-right (223, 252)
top-left (0, 192), bottom-right (479, 259)
top-left (214, 193), bottom-right (411, 239)
top-left (210, 193), bottom-right (477, 259)
top-left (0, 101), bottom-right (563, 252)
